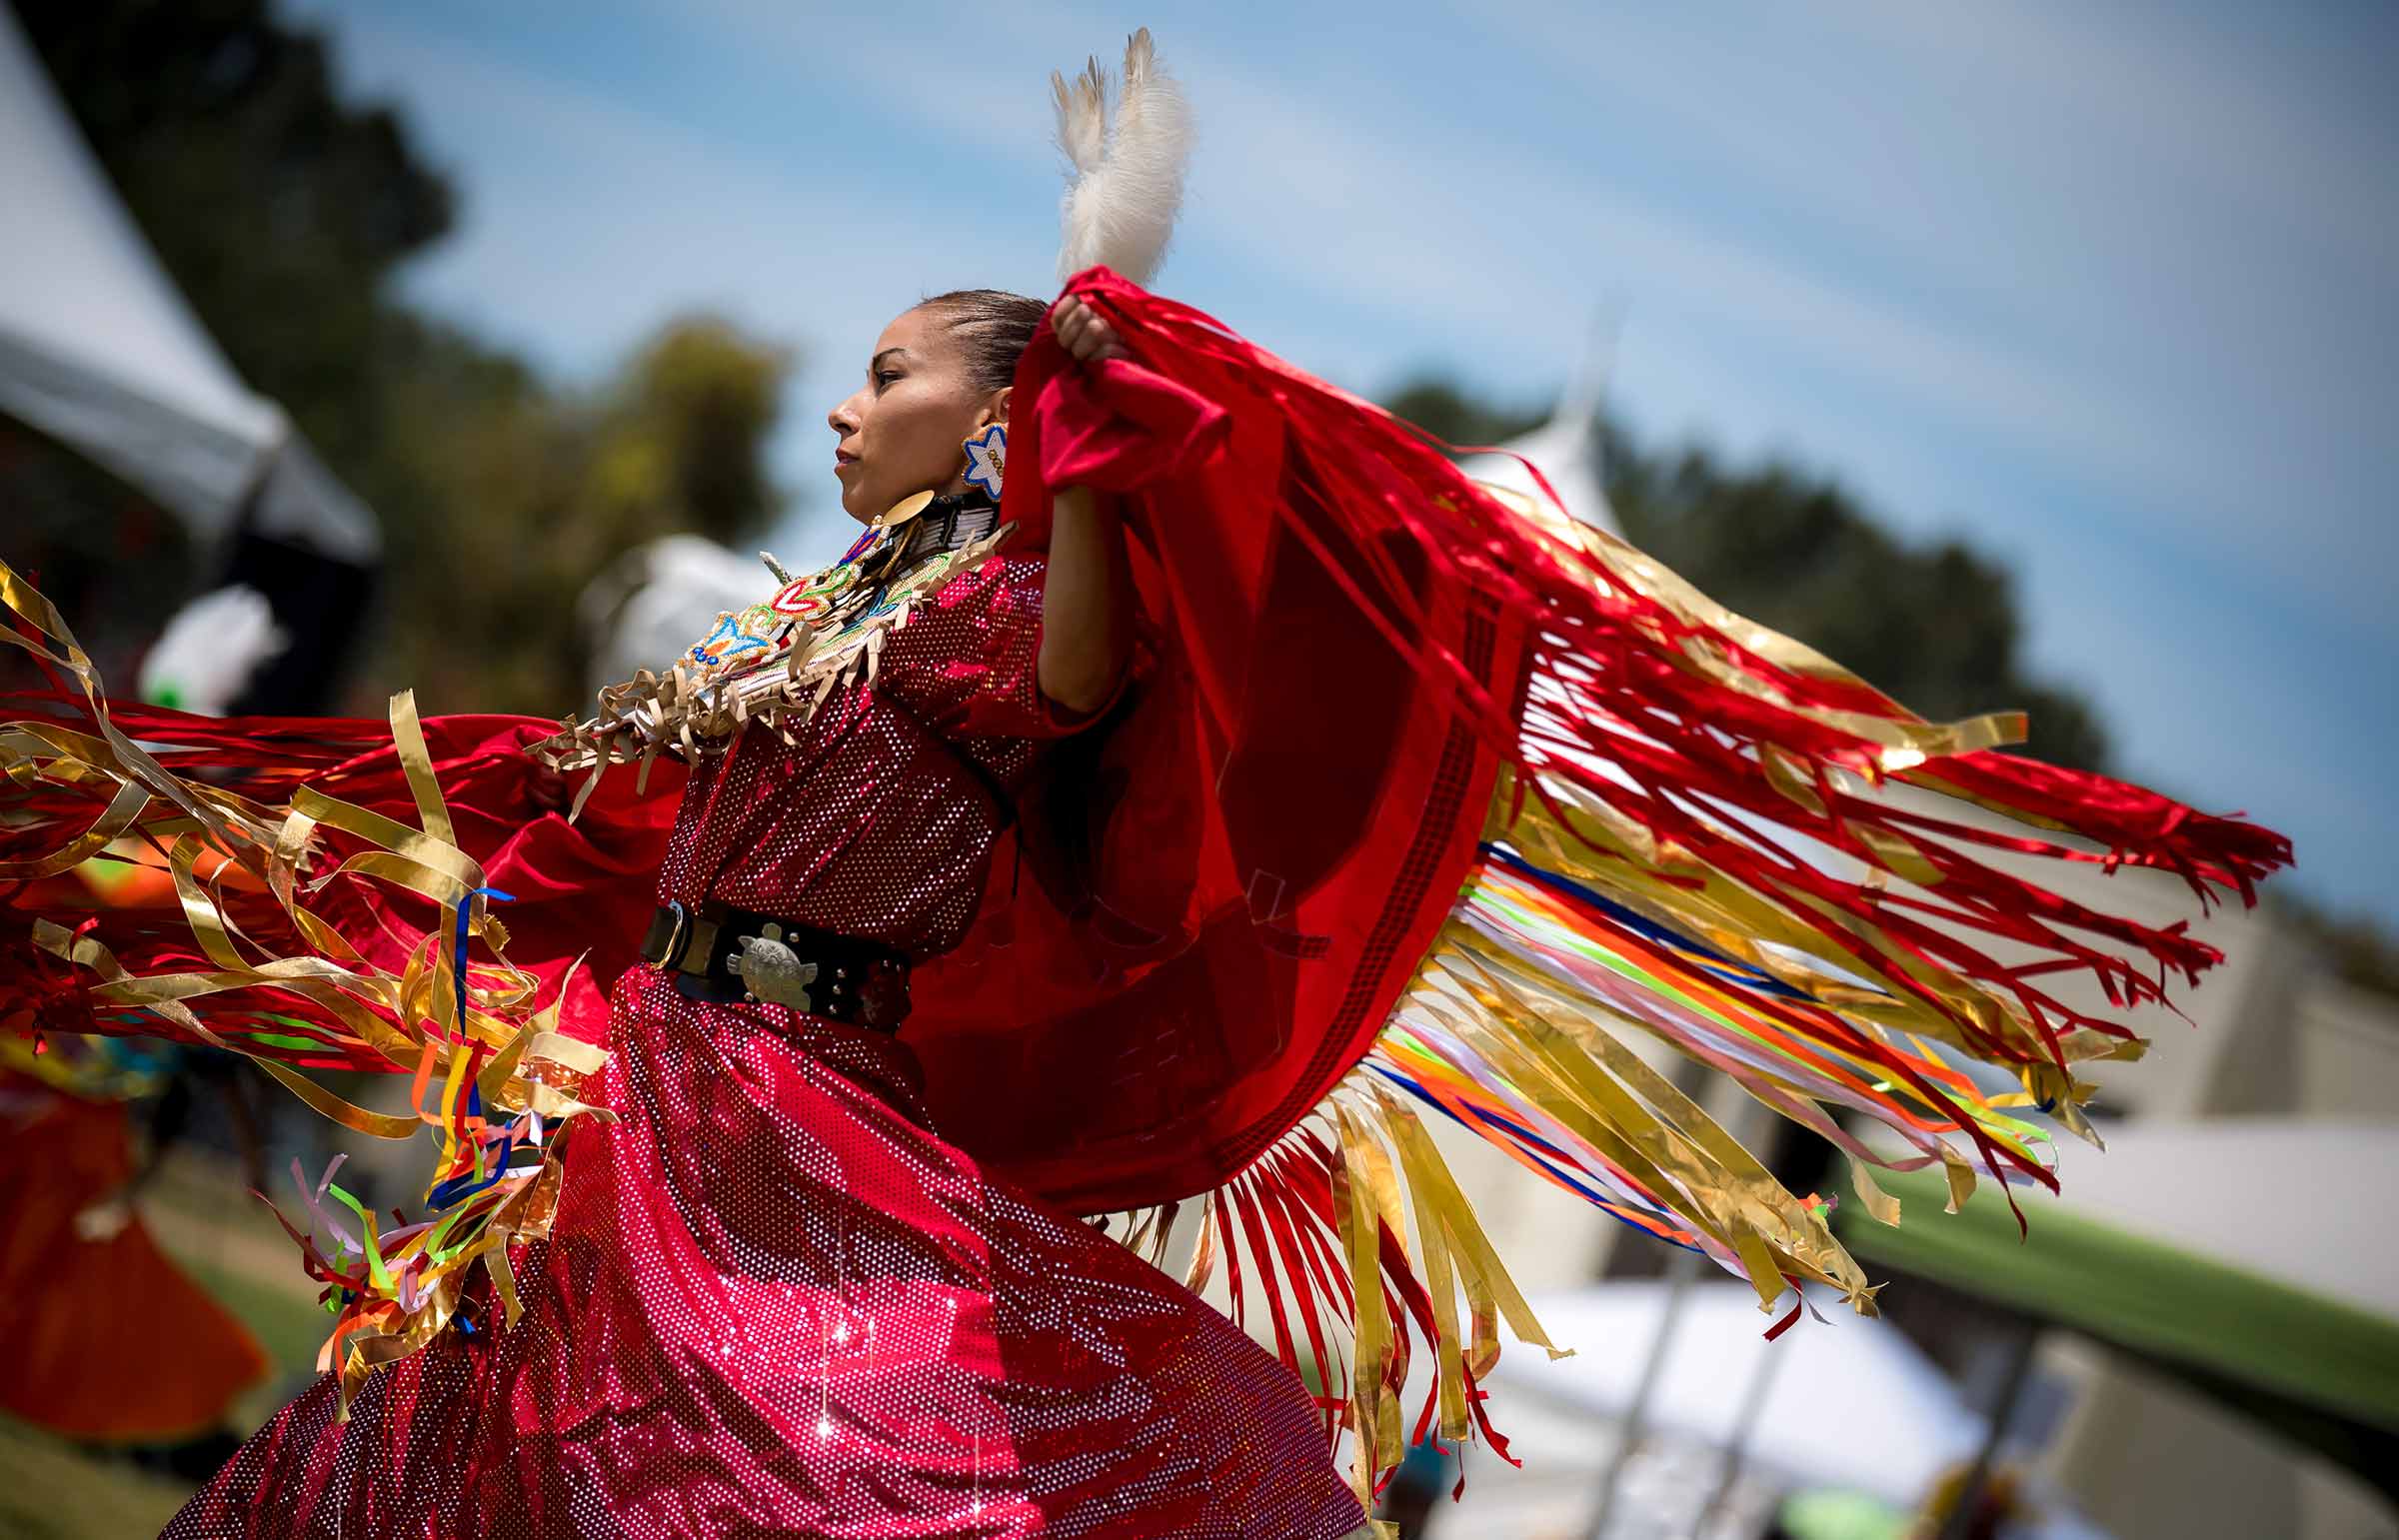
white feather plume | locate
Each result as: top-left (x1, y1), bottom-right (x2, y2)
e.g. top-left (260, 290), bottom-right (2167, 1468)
top-left (1053, 28), bottom-right (1192, 285)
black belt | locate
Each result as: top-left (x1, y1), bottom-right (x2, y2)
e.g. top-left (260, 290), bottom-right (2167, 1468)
top-left (640, 900), bottom-right (912, 1031)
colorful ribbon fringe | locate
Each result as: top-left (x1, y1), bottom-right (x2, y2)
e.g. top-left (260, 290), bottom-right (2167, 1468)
top-left (1109, 475), bottom-right (2288, 1513)
top-left (1, 560), bottom-right (606, 1413)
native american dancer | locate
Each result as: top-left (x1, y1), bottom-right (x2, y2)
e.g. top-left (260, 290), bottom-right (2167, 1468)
top-left (0, 32), bottom-right (2285, 1540)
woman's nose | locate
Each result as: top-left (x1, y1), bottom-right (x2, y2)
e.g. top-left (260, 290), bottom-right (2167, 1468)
top-left (828, 393), bottom-right (861, 436)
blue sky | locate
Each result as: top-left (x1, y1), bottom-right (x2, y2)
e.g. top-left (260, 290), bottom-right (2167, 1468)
top-left (286, 0), bottom-right (2397, 924)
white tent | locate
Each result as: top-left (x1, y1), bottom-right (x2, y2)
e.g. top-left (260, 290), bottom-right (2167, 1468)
top-left (0, 4), bottom-right (377, 563)
top-left (1492, 1281), bottom-right (1985, 1507)
top-left (2034, 1117), bottom-right (2399, 1321)
top-left (1458, 312), bottom-right (1621, 538)
top-left (579, 535), bottom-right (767, 695)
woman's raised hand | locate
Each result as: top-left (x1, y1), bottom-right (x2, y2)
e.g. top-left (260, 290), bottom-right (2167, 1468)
top-left (525, 751), bottom-right (570, 813)
top-left (1052, 296), bottom-right (1128, 367)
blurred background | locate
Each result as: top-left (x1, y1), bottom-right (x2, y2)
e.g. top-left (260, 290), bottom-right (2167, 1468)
top-left (1, 1), bottom-right (2392, 1536)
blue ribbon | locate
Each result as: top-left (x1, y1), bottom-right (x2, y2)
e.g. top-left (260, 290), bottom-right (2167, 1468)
top-left (1365, 1062), bottom-right (1699, 1249)
top-left (427, 1130), bottom-right (519, 1209)
top-left (451, 885), bottom-right (516, 1039)
top-left (1479, 842), bottom-right (1821, 1002)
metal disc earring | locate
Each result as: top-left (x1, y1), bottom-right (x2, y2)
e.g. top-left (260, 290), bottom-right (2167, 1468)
top-left (875, 490), bottom-right (936, 531)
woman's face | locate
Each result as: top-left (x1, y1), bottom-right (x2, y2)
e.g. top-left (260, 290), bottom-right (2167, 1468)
top-left (826, 306), bottom-right (1007, 523)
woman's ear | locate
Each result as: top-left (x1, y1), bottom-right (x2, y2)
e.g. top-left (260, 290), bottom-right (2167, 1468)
top-left (983, 385), bottom-right (1014, 428)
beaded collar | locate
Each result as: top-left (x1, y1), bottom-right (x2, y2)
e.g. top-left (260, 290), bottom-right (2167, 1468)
top-left (538, 489), bottom-right (1013, 784)
top-left (920, 490), bottom-right (1003, 553)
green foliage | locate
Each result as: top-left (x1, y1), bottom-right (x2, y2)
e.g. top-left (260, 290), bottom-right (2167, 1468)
top-left (12, 0), bottom-right (795, 718)
top-left (1382, 381), bottom-right (2111, 771)
top-left (358, 314), bottom-right (790, 714)
top-left (595, 321), bottom-right (790, 548)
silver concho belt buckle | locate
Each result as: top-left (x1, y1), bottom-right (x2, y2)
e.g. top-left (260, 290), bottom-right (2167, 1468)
top-left (729, 923), bottom-right (820, 1011)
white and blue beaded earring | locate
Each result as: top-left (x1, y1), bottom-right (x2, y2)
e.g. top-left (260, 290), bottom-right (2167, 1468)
top-left (962, 422), bottom-right (1006, 500)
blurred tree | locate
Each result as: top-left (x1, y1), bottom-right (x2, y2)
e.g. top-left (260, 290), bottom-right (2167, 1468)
top-left (0, 420), bottom-right (195, 686)
top-left (590, 320), bottom-right (790, 549)
top-left (1383, 380), bottom-right (2111, 771)
top-left (13, 0), bottom-right (797, 718)
top-left (356, 314), bottom-right (792, 715)
top-left (1380, 378), bottom-right (1549, 449)
top-left (1602, 436), bottom-right (2110, 770)
top-left (17, 0), bottom-right (453, 477)
top-left (2275, 894), bottom-right (2399, 1001)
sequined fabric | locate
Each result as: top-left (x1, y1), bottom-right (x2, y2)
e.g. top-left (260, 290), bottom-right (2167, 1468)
top-left (658, 551), bottom-right (1059, 957)
top-left (165, 551), bottom-right (1364, 1538)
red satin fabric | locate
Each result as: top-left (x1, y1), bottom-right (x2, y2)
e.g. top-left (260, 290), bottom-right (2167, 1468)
top-left (0, 708), bottom-right (682, 1058)
top-left (909, 292), bottom-right (1524, 1213)
top-left (313, 715), bottom-right (687, 1046)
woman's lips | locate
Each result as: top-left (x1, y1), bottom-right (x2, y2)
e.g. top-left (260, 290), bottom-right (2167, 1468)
top-left (834, 451), bottom-right (860, 473)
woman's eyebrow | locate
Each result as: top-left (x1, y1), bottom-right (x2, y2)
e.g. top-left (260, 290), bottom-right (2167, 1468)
top-left (870, 348), bottom-right (911, 374)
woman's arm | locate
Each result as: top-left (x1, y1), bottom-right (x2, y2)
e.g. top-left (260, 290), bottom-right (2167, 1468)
top-left (1036, 298), bottom-right (1136, 715)
top-left (1039, 486), bottom-right (1134, 714)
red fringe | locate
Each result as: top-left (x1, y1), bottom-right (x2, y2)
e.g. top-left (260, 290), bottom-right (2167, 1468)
top-left (1060, 268), bottom-right (2291, 1466)
top-left (1212, 1123), bottom-right (1526, 1492)
top-left (1072, 269), bottom-right (2291, 1082)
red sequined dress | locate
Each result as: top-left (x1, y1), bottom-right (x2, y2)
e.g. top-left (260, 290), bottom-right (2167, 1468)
top-left (159, 547), bottom-right (1367, 1538)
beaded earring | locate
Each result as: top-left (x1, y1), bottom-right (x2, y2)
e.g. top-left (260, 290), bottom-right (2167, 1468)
top-left (962, 422), bottom-right (1007, 500)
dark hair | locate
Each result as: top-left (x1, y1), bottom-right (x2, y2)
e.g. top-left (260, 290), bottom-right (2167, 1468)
top-left (920, 289), bottom-right (1048, 392)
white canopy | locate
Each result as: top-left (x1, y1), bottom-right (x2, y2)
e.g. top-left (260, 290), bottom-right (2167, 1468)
top-left (579, 535), bottom-right (767, 694)
top-left (1493, 1281), bottom-right (1984, 1506)
top-left (0, 4), bottom-right (378, 562)
top-left (2036, 1117), bottom-right (2399, 1322)
top-left (1458, 312), bottom-right (1622, 537)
